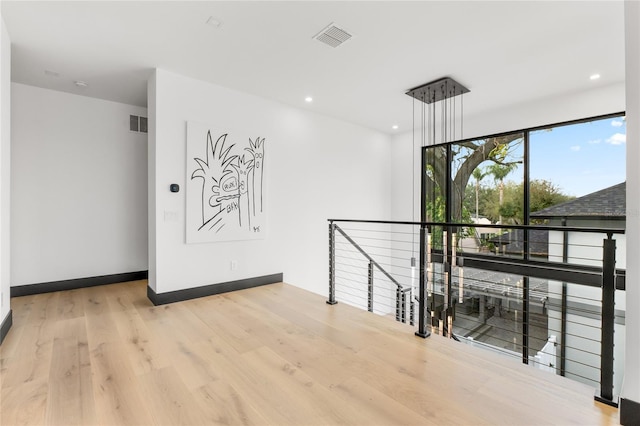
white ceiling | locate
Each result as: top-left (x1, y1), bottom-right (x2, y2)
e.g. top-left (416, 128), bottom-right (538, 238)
top-left (1, 1), bottom-right (626, 135)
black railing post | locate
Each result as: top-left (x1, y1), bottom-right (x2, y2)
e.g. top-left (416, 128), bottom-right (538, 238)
top-left (445, 228), bottom-right (452, 313)
top-left (415, 224), bottom-right (430, 338)
top-left (560, 218), bottom-right (569, 376)
top-left (522, 276), bottom-right (529, 364)
top-left (596, 234), bottom-right (616, 405)
top-left (522, 131), bottom-right (530, 364)
top-left (327, 221), bottom-right (338, 305)
top-left (401, 290), bottom-right (407, 323)
top-left (368, 261), bottom-right (374, 313)
top-left (395, 287), bottom-right (401, 321)
top-left (410, 295), bottom-right (415, 326)
top-left (560, 282), bottom-right (567, 376)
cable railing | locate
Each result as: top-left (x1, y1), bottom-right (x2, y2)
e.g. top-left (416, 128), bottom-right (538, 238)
top-left (329, 222), bottom-right (413, 323)
top-left (327, 219), bottom-right (625, 408)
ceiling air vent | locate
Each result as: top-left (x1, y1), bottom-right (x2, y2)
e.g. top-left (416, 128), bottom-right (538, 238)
top-left (313, 23), bottom-right (352, 48)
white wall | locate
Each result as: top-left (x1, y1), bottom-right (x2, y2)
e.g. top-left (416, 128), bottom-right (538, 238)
top-left (149, 69), bottom-right (391, 296)
top-left (11, 83), bottom-right (148, 286)
top-left (0, 16), bottom-right (11, 324)
top-left (623, 0), bottom-right (640, 408)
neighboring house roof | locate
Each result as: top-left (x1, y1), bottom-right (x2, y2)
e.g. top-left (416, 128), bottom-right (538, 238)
top-left (488, 229), bottom-right (549, 256)
top-left (485, 182), bottom-right (626, 257)
top-left (530, 182), bottom-right (626, 219)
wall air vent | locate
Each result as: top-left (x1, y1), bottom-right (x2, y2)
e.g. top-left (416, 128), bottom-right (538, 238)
top-left (313, 23), bottom-right (352, 48)
top-left (129, 115), bottom-right (139, 132)
top-left (129, 115), bottom-right (148, 133)
top-left (139, 116), bottom-right (148, 133)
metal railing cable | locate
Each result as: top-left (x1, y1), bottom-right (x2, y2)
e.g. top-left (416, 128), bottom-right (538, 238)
top-left (329, 222), bottom-right (414, 324)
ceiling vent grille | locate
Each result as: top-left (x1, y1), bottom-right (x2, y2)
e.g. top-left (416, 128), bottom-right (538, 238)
top-left (314, 23), bottom-right (352, 48)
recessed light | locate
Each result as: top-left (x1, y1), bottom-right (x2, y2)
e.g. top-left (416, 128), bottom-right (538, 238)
top-left (392, 125), bottom-right (399, 130)
top-left (74, 80), bottom-right (88, 88)
top-left (305, 96), bottom-right (313, 103)
top-left (590, 74), bottom-right (601, 80)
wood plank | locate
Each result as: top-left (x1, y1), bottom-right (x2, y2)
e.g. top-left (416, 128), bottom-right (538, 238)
top-left (55, 288), bottom-right (85, 320)
top-left (189, 341), bottom-right (294, 425)
top-left (88, 341), bottom-right (154, 425)
top-left (188, 296), bottom-right (265, 354)
top-left (45, 336), bottom-right (97, 426)
top-left (111, 307), bottom-right (171, 375)
top-left (25, 292), bottom-right (60, 325)
top-left (105, 280), bottom-right (147, 312)
top-left (0, 320), bottom-right (25, 363)
top-left (84, 311), bottom-right (121, 351)
top-left (163, 336), bottom-right (225, 391)
top-left (1, 312), bottom-right (58, 387)
top-left (0, 379), bottom-right (49, 426)
top-left (331, 376), bottom-right (450, 425)
top-left (137, 366), bottom-right (214, 425)
top-left (240, 345), bottom-right (381, 425)
top-left (193, 380), bottom-right (268, 425)
top-left (81, 286), bottom-right (110, 317)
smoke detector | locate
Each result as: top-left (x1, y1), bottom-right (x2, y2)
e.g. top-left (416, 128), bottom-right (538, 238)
top-left (313, 23), bottom-right (352, 48)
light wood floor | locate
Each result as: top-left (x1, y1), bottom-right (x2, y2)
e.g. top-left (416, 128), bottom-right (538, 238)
top-left (0, 280), bottom-right (618, 425)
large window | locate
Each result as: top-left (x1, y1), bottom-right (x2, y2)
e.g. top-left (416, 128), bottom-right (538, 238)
top-left (422, 112), bottom-right (626, 364)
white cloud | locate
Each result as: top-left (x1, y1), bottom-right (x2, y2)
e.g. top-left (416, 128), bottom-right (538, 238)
top-left (611, 120), bottom-right (624, 127)
top-left (570, 145), bottom-right (581, 151)
top-left (587, 139), bottom-right (601, 144)
top-left (606, 133), bottom-right (626, 145)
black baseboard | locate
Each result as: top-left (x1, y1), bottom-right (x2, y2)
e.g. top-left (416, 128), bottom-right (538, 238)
top-left (147, 273), bottom-right (283, 306)
top-left (11, 271), bottom-right (149, 297)
top-left (621, 397), bottom-right (640, 425)
top-left (0, 310), bottom-right (12, 345)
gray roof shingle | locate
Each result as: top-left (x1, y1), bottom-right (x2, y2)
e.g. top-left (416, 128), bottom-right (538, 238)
top-left (530, 182), bottom-right (626, 219)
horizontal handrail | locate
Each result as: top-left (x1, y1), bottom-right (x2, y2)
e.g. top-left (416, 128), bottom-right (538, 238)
top-left (328, 218), bottom-right (625, 235)
top-left (427, 250), bottom-right (626, 291)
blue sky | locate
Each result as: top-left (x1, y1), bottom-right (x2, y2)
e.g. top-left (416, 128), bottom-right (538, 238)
top-left (500, 116), bottom-right (626, 197)
top-left (529, 116), bottom-right (626, 197)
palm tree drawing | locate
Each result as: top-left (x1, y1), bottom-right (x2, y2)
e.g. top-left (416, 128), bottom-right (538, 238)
top-left (231, 155), bottom-right (254, 228)
top-left (191, 131), bottom-right (238, 233)
top-left (246, 137), bottom-right (265, 216)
